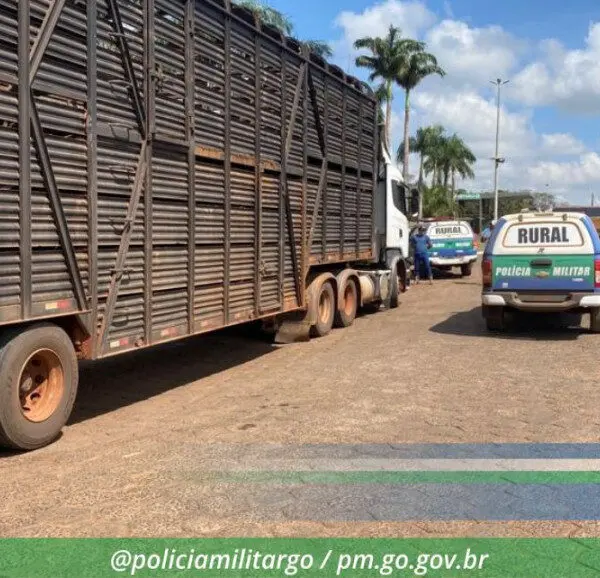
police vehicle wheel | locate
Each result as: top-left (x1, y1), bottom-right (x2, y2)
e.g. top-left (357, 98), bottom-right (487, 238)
top-left (461, 263), bottom-right (473, 277)
top-left (590, 308), bottom-right (600, 333)
top-left (484, 307), bottom-right (505, 331)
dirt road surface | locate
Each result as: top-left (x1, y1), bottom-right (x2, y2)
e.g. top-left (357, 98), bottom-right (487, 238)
top-left (2, 267), bottom-right (600, 537)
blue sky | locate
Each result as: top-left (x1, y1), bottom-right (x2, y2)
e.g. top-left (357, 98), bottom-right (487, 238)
top-left (263, 0), bottom-right (600, 203)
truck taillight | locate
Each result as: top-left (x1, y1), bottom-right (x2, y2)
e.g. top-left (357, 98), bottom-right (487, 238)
top-left (482, 258), bottom-right (492, 288)
top-left (595, 259), bottom-right (600, 288)
top-left (473, 234), bottom-right (479, 250)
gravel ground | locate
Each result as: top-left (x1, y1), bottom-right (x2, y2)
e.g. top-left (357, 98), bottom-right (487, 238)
top-left (1, 266), bottom-right (599, 537)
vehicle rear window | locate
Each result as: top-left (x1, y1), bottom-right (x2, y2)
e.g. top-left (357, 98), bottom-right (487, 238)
top-left (502, 222), bottom-right (585, 248)
top-left (429, 223), bottom-right (472, 237)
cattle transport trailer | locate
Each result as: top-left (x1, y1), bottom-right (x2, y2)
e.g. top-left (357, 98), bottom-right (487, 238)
top-left (0, 0), bottom-right (412, 450)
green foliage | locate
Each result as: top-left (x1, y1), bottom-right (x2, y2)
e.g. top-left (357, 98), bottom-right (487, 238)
top-left (235, 0), bottom-right (293, 34)
top-left (422, 185), bottom-right (452, 218)
top-left (421, 129), bottom-right (476, 195)
top-left (354, 26), bottom-right (425, 149)
top-left (302, 40), bottom-right (333, 58)
top-left (233, 1), bottom-right (332, 57)
top-left (397, 50), bottom-right (445, 180)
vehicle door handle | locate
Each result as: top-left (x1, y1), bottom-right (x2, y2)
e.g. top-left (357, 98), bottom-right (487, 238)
top-left (530, 259), bottom-right (552, 267)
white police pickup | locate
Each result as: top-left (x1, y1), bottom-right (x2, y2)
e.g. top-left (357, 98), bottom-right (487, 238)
top-left (425, 220), bottom-right (478, 277)
top-left (481, 211), bottom-right (600, 331)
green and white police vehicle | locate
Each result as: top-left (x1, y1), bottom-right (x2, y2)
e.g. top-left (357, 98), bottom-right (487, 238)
top-left (481, 211), bottom-right (600, 331)
top-left (418, 220), bottom-right (479, 277)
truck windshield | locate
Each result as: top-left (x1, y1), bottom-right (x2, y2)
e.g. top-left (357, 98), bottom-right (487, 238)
top-left (391, 181), bottom-right (407, 214)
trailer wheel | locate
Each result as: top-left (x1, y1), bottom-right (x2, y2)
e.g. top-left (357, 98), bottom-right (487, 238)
top-left (334, 277), bottom-right (358, 328)
top-left (310, 281), bottom-right (336, 338)
top-left (0, 323), bottom-right (78, 451)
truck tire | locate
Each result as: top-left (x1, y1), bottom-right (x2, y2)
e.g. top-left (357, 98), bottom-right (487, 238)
top-left (461, 263), bottom-right (473, 277)
top-left (389, 266), bottom-right (400, 309)
top-left (310, 281), bottom-right (336, 338)
top-left (390, 261), bottom-right (408, 308)
top-left (0, 323), bottom-right (78, 451)
top-left (334, 277), bottom-right (358, 328)
top-left (483, 306), bottom-right (505, 331)
top-left (590, 308), bottom-right (600, 333)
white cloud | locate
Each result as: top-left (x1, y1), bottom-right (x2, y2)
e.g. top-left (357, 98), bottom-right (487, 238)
top-left (512, 23), bottom-right (600, 113)
top-left (540, 133), bottom-right (586, 156)
top-left (332, 0), bottom-right (436, 72)
top-left (330, 1), bottom-right (599, 202)
top-left (424, 20), bottom-right (520, 87)
top-left (412, 90), bottom-right (534, 157)
top-left (412, 90), bottom-right (535, 192)
top-left (527, 153), bottom-right (600, 187)
top-left (335, 0), bottom-right (436, 47)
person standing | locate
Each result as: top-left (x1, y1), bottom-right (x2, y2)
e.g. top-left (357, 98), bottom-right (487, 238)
top-left (411, 224), bottom-right (433, 285)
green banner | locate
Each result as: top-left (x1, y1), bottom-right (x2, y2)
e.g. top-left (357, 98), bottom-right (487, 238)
top-left (491, 254), bottom-right (594, 282)
top-left (1, 538), bottom-right (600, 577)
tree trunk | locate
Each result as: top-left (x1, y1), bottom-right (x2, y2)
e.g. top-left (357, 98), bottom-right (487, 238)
top-left (384, 80), bottom-right (392, 152)
top-left (451, 169), bottom-right (456, 217)
top-left (451, 169), bottom-right (456, 198)
top-left (403, 89), bottom-right (411, 182)
top-left (418, 154), bottom-right (424, 219)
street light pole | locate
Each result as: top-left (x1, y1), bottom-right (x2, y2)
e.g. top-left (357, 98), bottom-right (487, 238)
top-left (491, 78), bottom-right (509, 221)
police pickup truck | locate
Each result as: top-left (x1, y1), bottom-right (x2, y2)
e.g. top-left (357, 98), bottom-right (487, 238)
top-left (481, 211), bottom-right (600, 331)
top-left (418, 220), bottom-right (478, 277)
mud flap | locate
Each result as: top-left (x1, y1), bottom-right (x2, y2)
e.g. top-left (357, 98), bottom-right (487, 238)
top-left (274, 311), bottom-right (312, 344)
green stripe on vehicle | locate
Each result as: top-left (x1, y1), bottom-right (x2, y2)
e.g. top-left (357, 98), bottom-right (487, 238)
top-left (431, 238), bottom-right (474, 250)
top-left (491, 254), bottom-right (594, 282)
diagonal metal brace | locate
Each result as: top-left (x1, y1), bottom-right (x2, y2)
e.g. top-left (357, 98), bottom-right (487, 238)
top-left (307, 69), bottom-right (327, 157)
top-left (98, 141), bottom-right (148, 353)
top-left (281, 63), bottom-right (307, 304)
top-left (29, 0), bottom-right (67, 83)
top-left (30, 92), bottom-right (89, 318)
top-left (305, 158), bottom-right (328, 259)
top-left (105, 0), bottom-right (146, 138)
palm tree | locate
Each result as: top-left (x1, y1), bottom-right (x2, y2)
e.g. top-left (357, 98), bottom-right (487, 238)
top-left (423, 185), bottom-right (452, 218)
top-left (303, 40), bottom-right (333, 59)
top-left (397, 125), bottom-right (444, 185)
top-left (235, 0), bottom-right (293, 34)
top-left (397, 51), bottom-right (445, 182)
top-left (440, 134), bottom-right (476, 200)
top-left (354, 26), bottom-right (424, 151)
top-left (372, 83), bottom-right (388, 126)
top-left (235, 2), bottom-right (331, 59)
top-left (398, 125), bottom-right (445, 218)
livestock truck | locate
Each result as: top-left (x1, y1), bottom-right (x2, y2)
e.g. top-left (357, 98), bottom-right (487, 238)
top-left (0, 0), bottom-right (413, 450)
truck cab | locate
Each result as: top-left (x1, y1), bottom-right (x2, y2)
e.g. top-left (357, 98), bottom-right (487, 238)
top-left (375, 144), bottom-right (412, 270)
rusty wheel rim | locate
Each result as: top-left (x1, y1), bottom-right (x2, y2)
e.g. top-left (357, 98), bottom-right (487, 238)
top-left (318, 287), bottom-right (333, 324)
top-left (19, 349), bottom-right (65, 423)
top-left (343, 283), bottom-right (356, 317)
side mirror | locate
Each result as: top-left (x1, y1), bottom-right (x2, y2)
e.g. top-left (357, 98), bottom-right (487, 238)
top-left (410, 189), bottom-right (419, 215)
